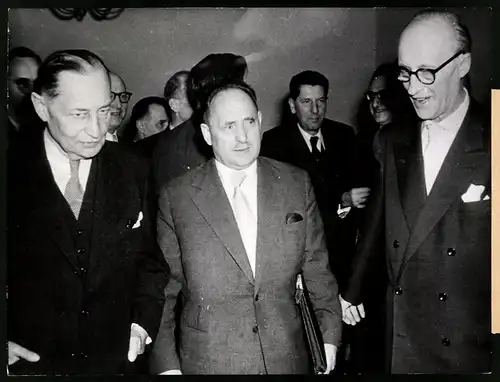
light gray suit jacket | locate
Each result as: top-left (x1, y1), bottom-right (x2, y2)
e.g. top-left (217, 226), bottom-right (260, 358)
top-left (150, 157), bottom-right (341, 374)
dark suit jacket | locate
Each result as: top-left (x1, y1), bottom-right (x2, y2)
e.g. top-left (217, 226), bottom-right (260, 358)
top-left (149, 157), bottom-right (341, 374)
top-left (7, 131), bottom-right (169, 375)
top-left (152, 117), bottom-right (213, 194)
top-left (344, 100), bottom-right (491, 373)
top-left (260, 118), bottom-right (363, 289)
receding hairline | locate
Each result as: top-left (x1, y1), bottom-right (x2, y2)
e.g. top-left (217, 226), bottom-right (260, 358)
top-left (205, 87), bottom-right (258, 124)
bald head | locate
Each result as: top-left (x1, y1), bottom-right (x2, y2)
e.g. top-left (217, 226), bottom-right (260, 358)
top-left (108, 71), bottom-right (128, 133)
top-left (398, 11), bottom-right (471, 121)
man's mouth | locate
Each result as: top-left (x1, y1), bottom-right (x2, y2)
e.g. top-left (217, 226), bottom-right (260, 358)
top-left (412, 96), bottom-right (431, 106)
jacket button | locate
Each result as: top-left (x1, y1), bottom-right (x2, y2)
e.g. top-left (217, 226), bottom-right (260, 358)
top-left (80, 352), bottom-right (88, 358)
top-left (76, 229), bottom-right (83, 236)
top-left (81, 310), bottom-right (89, 316)
top-left (76, 248), bottom-right (85, 255)
top-left (395, 287), bottom-right (403, 295)
top-left (441, 336), bottom-right (450, 346)
top-left (438, 293), bottom-right (447, 301)
top-left (252, 325), bottom-right (259, 333)
top-left (393, 240), bottom-right (400, 248)
top-left (80, 267), bottom-right (87, 274)
top-left (126, 220), bottom-right (132, 228)
top-left (447, 248), bottom-right (456, 256)
top-left (255, 294), bottom-right (259, 301)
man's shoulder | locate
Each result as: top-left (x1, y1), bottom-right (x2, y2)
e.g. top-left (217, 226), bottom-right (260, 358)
top-left (321, 118), bottom-right (355, 137)
top-left (99, 141), bottom-right (148, 176)
top-left (259, 156), bottom-right (309, 182)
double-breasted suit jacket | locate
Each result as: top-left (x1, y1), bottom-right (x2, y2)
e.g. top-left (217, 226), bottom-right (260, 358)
top-left (7, 131), bottom-right (169, 374)
top-left (344, 101), bottom-right (491, 373)
top-left (150, 157), bottom-right (341, 374)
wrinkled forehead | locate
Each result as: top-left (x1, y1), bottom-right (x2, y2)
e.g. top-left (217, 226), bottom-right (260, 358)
top-left (210, 88), bottom-right (258, 120)
top-left (10, 56), bottom-right (39, 78)
top-left (53, 67), bottom-right (111, 101)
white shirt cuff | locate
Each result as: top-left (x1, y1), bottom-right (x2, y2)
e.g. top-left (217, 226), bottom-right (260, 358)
top-left (337, 204), bottom-right (351, 219)
top-left (131, 323), bottom-right (152, 345)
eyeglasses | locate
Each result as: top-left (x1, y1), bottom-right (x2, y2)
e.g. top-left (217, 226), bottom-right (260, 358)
top-left (397, 50), bottom-right (465, 85)
top-left (10, 78), bottom-right (34, 94)
top-left (111, 91), bottom-right (132, 103)
top-left (365, 89), bottom-right (390, 102)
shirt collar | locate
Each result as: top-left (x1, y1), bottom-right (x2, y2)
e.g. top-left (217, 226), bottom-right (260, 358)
top-left (44, 128), bottom-right (72, 166)
top-left (297, 123), bottom-right (324, 148)
top-left (215, 159), bottom-right (257, 188)
top-left (425, 87), bottom-right (470, 132)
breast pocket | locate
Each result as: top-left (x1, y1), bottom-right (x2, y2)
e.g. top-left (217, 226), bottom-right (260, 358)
top-left (281, 220), bottom-right (306, 258)
top-left (460, 199), bottom-right (491, 218)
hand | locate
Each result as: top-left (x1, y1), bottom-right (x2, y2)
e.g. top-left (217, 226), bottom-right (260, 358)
top-left (8, 341), bottom-right (40, 366)
top-left (343, 188), bottom-right (371, 208)
top-left (160, 369), bottom-right (182, 375)
top-left (127, 324), bottom-right (151, 362)
top-left (318, 343), bottom-right (337, 374)
top-left (340, 295), bottom-right (365, 326)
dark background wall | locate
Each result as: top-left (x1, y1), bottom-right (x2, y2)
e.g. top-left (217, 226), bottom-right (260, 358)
top-left (8, 7), bottom-right (492, 132)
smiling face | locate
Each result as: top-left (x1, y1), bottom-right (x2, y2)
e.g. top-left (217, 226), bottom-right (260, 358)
top-left (289, 84), bottom-right (327, 135)
top-left (32, 66), bottom-right (111, 160)
top-left (200, 88), bottom-right (262, 170)
top-left (398, 17), bottom-right (470, 121)
top-left (368, 75), bottom-right (392, 127)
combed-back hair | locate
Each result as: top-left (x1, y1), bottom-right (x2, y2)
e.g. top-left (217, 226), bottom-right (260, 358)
top-left (163, 70), bottom-right (189, 120)
top-left (9, 46), bottom-right (42, 66)
top-left (289, 70), bottom-right (329, 100)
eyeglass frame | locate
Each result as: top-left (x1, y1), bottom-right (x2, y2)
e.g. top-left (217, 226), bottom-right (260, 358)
top-left (111, 91), bottom-right (133, 103)
top-left (397, 50), bottom-right (465, 85)
top-left (365, 89), bottom-right (390, 102)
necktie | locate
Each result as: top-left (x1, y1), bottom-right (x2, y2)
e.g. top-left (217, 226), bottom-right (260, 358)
top-left (64, 159), bottom-right (84, 219)
top-left (421, 120), bottom-right (432, 153)
top-left (310, 136), bottom-right (321, 161)
top-left (232, 171), bottom-right (257, 275)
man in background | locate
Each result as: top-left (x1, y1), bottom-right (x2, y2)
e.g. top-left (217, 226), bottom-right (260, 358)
top-left (7, 46), bottom-right (43, 145)
top-left (163, 70), bottom-right (192, 130)
top-left (107, 71), bottom-right (132, 142)
top-left (152, 53), bottom-right (247, 191)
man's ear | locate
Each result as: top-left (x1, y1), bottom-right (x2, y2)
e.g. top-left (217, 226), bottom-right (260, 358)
top-left (31, 92), bottom-right (49, 122)
top-left (288, 98), bottom-right (296, 115)
top-left (169, 98), bottom-right (180, 114)
top-left (257, 110), bottom-right (263, 126)
top-left (200, 123), bottom-right (212, 146)
top-left (458, 52), bottom-right (471, 79)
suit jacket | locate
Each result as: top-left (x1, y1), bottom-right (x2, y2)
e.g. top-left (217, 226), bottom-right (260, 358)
top-left (260, 119), bottom-right (363, 289)
top-left (344, 100), bottom-right (491, 373)
top-left (7, 130), bottom-right (169, 375)
top-left (152, 117), bottom-right (213, 194)
top-left (149, 157), bottom-right (341, 374)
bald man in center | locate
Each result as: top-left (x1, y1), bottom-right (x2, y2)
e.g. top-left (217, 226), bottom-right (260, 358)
top-left (149, 81), bottom-right (342, 374)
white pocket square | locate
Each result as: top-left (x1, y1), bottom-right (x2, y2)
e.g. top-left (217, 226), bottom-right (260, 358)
top-left (461, 184), bottom-right (486, 203)
top-left (132, 211), bottom-right (143, 229)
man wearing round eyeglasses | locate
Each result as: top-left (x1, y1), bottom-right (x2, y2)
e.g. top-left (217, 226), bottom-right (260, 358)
top-left (107, 71), bottom-right (132, 142)
top-left (340, 10), bottom-right (490, 374)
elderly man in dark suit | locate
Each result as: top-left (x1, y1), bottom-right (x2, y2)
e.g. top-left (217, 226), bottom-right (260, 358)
top-left (7, 50), bottom-right (168, 375)
top-left (341, 10), bottom-right (490, 373)
top-left (150, 81), bottom-right (342, 374)
top-left (260, 70), bottom-right (370, 291)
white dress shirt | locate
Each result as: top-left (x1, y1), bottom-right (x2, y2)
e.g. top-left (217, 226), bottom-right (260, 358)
top-left (43, 129), bottom-right (150, 344)
top-left (216, 159), bottom-right (258, 275)
top-left (44, 129), bottom-right (92, 193)
top-left (106, 131), bottom-right (119, 142)
top-left (297, 123), bottom-right (325, 152)
top-left (421, 88), bottom-right (470, 194)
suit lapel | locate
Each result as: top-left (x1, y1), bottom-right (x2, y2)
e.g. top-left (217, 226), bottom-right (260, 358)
top-left (398, 105), bottom-right (488, 276)
top-left (190, 159), bottom-right (255, 285)
top-left (26, 139), bottom-right (80, 271)
top-left (254, 158), bottom-right (283, 293)
top-left (392, 121), bottom-right (427, 231)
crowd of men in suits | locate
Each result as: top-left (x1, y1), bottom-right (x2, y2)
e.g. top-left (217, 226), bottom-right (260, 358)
top-left (7, 9), bottom-right (491, 375)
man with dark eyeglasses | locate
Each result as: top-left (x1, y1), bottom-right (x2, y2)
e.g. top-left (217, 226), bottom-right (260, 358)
top-left (107, 71), bottom-right (132, 142)
top-left (340, 10), bottom-right (490, 374)
top-left (7, 46), bottom-right (43, 145)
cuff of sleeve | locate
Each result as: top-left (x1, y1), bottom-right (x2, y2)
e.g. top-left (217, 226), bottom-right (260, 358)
top-left (337, 204), bottom-right (351, 219)
top-left (131, 323), bottom-right (152, 345)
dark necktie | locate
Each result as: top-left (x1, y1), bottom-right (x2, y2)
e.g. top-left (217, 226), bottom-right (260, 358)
top-left (310, 136), bottom-right (321, 161)
top-left (64, 159), bottom-right (84, 219)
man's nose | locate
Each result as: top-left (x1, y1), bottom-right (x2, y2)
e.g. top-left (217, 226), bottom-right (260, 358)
top-left (235, 124), bottom-right (248, 142)
top-left (406, 74), bottom-right (424, 97)
top-left (311, 102), bottom-right (319, 114)
top-left (84, 114), bottom-right (100, 138)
